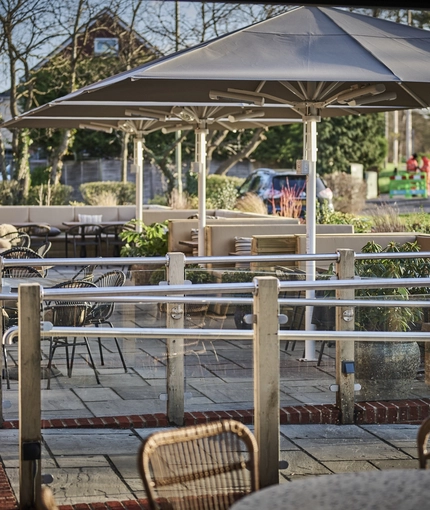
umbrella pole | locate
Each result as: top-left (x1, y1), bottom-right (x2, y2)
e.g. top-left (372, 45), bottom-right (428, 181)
top-left (195, 128), bottom-right (208, 256)
top-left (134, 135), bottom-right (144, 233)
top-left (303, 115), bottom-right (320, 361)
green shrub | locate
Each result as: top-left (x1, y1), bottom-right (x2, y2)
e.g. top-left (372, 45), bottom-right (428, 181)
top-left (149, 264), bottom-right (216, 285)
top-left (0, 180), bottom-right (22, 204)
top-left (31, 166), bottom-right (50, 186)
top-left (316, 204), bottom-right (372, 233)
top-left (148, 193), bottom-right (169, 206)
top-left (27, 183), bottom-right (73, 205)
top-left (80, 181), bottom-right (135, 205)
top-left (186, 174), bottom-right (244, 209)
top-left (120, 220), bottom-right (168, 257)
top-left (402, 210), bottom-right (430, 234)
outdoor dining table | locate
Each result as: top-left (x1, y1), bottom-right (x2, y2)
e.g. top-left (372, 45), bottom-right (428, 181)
top-left (230, 469), bottom-right (430, 510)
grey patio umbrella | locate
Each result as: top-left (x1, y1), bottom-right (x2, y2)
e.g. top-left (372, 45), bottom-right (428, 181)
top-left (5, 104), bottom-right (296, 246)
top-left (6, 5), bottom-right (430, 359)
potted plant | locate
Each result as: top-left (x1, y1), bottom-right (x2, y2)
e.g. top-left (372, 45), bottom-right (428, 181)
top-left (120, 219), bottom-right (168, 285)
top-left (354, 240), bottom-right (428, 401)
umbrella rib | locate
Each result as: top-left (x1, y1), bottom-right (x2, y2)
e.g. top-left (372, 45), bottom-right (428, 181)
top-left (318, 82), bottom-right (345, 101)
top-left (297, 81), bottom-right (309, 99)
top-left (312, 82), bottom-right (326, 100)
top-left (279, 81), bottom-right (306, 100)
top-left (398, 83), bottom-right (429, 108)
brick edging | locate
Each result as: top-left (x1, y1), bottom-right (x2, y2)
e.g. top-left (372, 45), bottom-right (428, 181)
top-left (0, 461), bottom-right (17, 510)
top-left (3, 399), bottom-right (430, 430)
top-left (2, 399), bottom-right (430, 510)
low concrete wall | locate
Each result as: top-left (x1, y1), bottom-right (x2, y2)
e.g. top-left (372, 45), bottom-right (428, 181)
top-left (207, 223), bottom-right (354, 260)
top-left (168, 216), bottom-right (300, 253)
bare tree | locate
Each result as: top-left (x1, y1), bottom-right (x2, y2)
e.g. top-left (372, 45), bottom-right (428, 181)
top-left (0, 0), bottom-right (54, 200)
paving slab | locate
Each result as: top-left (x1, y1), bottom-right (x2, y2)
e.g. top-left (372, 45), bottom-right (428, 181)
top-left (279, 450), bottom-right (333, 477)
top-left (6, 467), bottom-right (136, 505)
top-left (43, 429), bottom-right (141, 456)
top-left (321, 460), bottom-right (378, 473)
top-left (292, 440), bottom-right (411, 461)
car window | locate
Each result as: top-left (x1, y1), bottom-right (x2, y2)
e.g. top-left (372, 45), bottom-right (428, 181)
top-left (316, 177), bottom-right (326, 194)
top-left (239, 174), bottom-right (261, 194)
top-left (272, 175), bottom-right (306, 193)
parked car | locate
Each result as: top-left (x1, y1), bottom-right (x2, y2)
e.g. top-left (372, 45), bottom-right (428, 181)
top-left (237, 168), bottom-right (334, 215)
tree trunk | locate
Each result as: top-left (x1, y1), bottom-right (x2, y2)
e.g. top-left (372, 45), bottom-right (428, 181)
top-left (214, 128), bottom-right (266, 175)
top-left (121, 131), bottom-right (130, 182)
top-left (49, 129), bottom-right (71, 185)
top-left (15, 130), bottom-right (31, 202)
top-left (0, 131), bottom-right (7, 181)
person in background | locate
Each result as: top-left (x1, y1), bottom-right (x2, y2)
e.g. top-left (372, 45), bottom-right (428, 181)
top-left (421, 156), bottom-right (430, 192)
top-left (406, 153), bottom-right (420, 172)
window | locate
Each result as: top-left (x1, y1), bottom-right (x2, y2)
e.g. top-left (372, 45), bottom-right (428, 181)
top-left (94, 38), bottom-right (119, 56)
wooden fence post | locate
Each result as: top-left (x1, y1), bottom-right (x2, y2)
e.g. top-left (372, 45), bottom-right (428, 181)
top-left (336, 249), bottom-right (355, 424)
top-left (19, 283), bottom-right (42, 509)
top-left (166, 252), bottom-right (185, 425)
top-left (253, 276), bottom-right (279, 488)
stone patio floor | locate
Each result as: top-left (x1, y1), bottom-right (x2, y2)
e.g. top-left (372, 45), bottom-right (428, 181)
top-left (1, 265), bottom-right (430, 506)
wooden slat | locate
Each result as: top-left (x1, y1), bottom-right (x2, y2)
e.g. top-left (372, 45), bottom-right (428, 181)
top-left (251, 235), bottom-right (297, 271)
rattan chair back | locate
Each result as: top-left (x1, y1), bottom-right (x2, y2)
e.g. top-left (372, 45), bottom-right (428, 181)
top-left (2, 266), bottom-right (44, 278)
top-left (1, 246), bottom-right (42, 259)
top-left (71, 264), bottom-right (98, 282)
top-left (418, 416), bottom-right (430, 468)
top-left (138, 420), bottom-right (259, 510)
top-left (36, 241), bottom-right (52, 257)
top-left (0, 231), bottom-right (31, 248)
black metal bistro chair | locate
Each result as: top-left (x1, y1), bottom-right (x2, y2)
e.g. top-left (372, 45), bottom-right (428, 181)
top-left (65, 224), bottom-right (102, 258)
top-left (85, 270), bottom-right (127, 372)
top-left (2, 266), bottom-right (44, 389)
top-left (101, 224), bottom-right (126, 257)
top-left (44, 280), bottom-right (100, 389)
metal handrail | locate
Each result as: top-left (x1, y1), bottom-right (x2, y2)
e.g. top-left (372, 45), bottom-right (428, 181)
top-left (2, 249), bottom-right (430, 269)
top-left (39, 276), bottom-right (430, 300)
top-left (4, 325), bottom-right (429, 346)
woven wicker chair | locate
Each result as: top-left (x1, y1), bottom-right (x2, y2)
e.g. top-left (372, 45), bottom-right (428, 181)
top-left (0, 231), bottom-right (31, 248)
top-left (71, 264), bottom-right (98, 282)
top-left (1, 246), bottom-right (42, 259)
top-left (138, 420), bottom-right (259, 510)
top-left (418, 416), bottom-right (430, 468)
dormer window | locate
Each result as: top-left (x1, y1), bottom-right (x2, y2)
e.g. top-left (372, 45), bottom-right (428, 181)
top-left (94, 38), bottom-right (119, 55)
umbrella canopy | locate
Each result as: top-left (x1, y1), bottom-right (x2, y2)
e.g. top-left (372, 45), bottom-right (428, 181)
top-left (14, 6), bottom-right (430, 113)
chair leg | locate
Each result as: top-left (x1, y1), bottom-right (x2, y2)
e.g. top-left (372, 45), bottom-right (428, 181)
top-left (69, 337), bottom-right (78, 378)
top-left (106, 321), bottom-right (127, 373)
top-left (95, 324), bottom-right (105, 366)
top-left (46, 337), bottom-right (60, 390)
top-left (3, 345), bottom-right (10, 390)
top-left (317, 341), bottom-right (326, 366)
top-left (83, 337), bottom-right (100, 384)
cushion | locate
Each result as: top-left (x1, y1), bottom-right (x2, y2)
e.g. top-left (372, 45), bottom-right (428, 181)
top-left (78, 214), bottom-right (102, 234)
top-left (78, 214), bottom-right (102, 224)
top-left (0, 224), bottom-right (17, 237)
top-left (48, 226), bottom-right (62, 237)
top-left (0, 239), bottom-right (12, 252)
